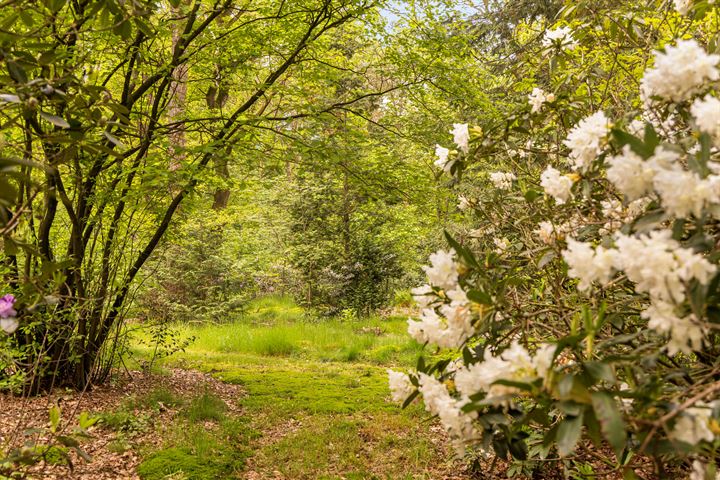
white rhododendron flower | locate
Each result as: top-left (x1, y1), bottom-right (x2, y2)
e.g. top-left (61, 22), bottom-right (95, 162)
top-left (446, 287), bottom-right (469, 306)
top-left (434, 144), bottom-right (454, 173)
top-left (542, 26), bottom-right (578, 50)
top-left (450, 123), bottom-right (470, 153)
top-left (0, 317), bottom-right (18, 335)
top-left (628, 119), bottom-right (646, 136)
top-left (605, 144), bottom-right (720, 218)
top-left (562, 239), bottom-right (616, 291)
top-left (409, 250), bottom-right (475, 349)
top-left (614, 231), bottom-right (716, 303)
top-left (689, 460), bottom-right (720, 480)
top-left (528, 88), bottom-right (554, 113)
top-left (563, 111), bottom-right (610, 171)
top-left (407, 308), bottom-right (443, 344)
top-left (417, 373), bottom-right (478, 453)
top-left (454, 342), bottom-right (555, 404)
top-left (422, 249), bottom-right (459, 290)
top-left (387, 369), bottom-right (415, 403)
top-left (670, 404), bottom-right (716, 445)
top-left (640, 39), bottom-right (720, 103)
top-left (691, 95), bottom-right (720, 139)
top-left (606, 146), bottom-right (656, 201)
top-left (641, 302), bottom-right (706, 355)
top-left (674, 0), bottom-right (693, 14)
top-left (540, 166), bottom-right (573, 204)
top-left (411, 284), bottom-right (435, 308)
top-left (653, 168), bottom-right (720, 218)
top-left (565, 231), bottom-right (716, 302)
top-left (489, 171), bottom-right (516, 190)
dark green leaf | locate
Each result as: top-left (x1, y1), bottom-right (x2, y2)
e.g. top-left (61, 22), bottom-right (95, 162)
top-left (591, 391), bottom-right (626, 459)
top-left (557, 413), bottom-right (584, 457)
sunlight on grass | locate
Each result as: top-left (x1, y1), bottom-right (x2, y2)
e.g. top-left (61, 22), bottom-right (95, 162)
top-left (132, 295), bottom-right (423, 366)
top-left (129, 295), bottom-right (453, 479)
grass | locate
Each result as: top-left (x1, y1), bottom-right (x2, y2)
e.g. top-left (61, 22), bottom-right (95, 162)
top-left (133, 295), bottom-right (424, 366)
top-left (129, 295), bottom-right (453, 479)
top-left (183, 391), bottom-right (227, 422)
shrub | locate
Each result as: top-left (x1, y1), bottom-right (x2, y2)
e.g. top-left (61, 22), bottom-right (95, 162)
top-left (390, 2), bottom-right (720, 478)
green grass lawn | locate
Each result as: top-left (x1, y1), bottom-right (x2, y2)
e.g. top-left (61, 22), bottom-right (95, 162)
top-left (126, 295), bottom-right (456, 479)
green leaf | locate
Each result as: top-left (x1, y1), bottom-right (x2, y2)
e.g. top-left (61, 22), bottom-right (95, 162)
top-left (57, 435), bottom-right (79, 447)
top-left (584, 361), bottom-right (615, 383)
top-left (44, 0), bottom-right (66, 13)
top-left (6, 61), bottom-right (28, 84)
top-left (557, 413), bottom-right (584, 457)
top-left (623, 469), bottom-right (641, 480)
top-left (538, 250), bottom-right (556, 269)
top-left (49, 405), bottom-right (61, 433)
top-left (40, 112), bottom-right (71, 129)
top-left (508, 438), bottom-right (528, 460)
top-left (466, 289), bottom-right (492, 305)
top-left (524, 189), bottom-right (540, 203)
top-left (113, 18), bottom-right (132, 39)
top-left (444, 230), bottom-right (480, 269)
top-left (401, 389), bottom-right (419, 409)
top-left (591, 391), bottom-right (626, 459)
top-left (611, 128), bottom-right (652, 158)
top-left (103, 131), bottom-right (126, 149)
top-left (78, 412), bottom-right (98, 430)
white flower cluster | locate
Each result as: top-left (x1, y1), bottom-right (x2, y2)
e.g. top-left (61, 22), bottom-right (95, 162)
top-left (690, 460), bottom-right (720, 480)
top-left (670, 403), bottom-right (716, 445)
top-left (607, 145), bottom-right (720, 217)
top-left (434, 144), bottom-right (453, 173)
top-left (434, 124), bottom-right (470, 175)
top-left (451, 123), bottom-right (470, 154)
top-left (673, 0), bottom-right (693, 15)
top-left (540, 166), bottom-right (574, 204)
top-left (542, 26), bottom-right (578, 50)
top-left (563, 111), bottom-right (610, 171)
top-left (417, 373), bottom-right (478, 453)
top-left (640, 39), bottom-right (719, 103)
top-left (489, 171), bottom-right (516, 190)
top-left (407, 250), bottom-right (474, 349)
top-left (691, 95), bottom-right (720, 141)
top-left (454, 342), bottom-right (555, 405)
top-left (387, 369), bottom-right (415, 403)
top-left (563, 231), bottom-right (716, 354)
top-left (528, 87), bottom-right (555, 113)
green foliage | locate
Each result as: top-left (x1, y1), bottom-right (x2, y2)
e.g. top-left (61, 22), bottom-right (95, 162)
top-left (395, 1), bottom-right (720, 477)
top-left (286, 174), bottom-right (406, 317)
top-left (135, 206), bottom-right (260, 324)
top-left (97, 410), bottom-right (150, 434)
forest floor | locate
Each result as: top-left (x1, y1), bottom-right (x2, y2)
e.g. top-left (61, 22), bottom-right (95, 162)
top-left (2, 296), bottom-right (488, 479)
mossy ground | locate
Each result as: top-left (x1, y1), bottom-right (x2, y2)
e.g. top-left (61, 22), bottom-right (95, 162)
top-left (126, 296), bottom-right (457, 479)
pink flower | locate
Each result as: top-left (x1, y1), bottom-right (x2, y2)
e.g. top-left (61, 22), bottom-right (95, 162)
top-left (0, 294), bottom-right (17, 319)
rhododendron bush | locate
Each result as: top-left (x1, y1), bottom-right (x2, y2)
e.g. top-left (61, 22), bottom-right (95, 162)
top-left (391, 1), bottom-right (720, 477)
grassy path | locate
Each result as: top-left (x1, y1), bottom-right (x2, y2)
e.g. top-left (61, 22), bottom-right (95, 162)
top-left (126, 297), bottom-right (461, 479)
